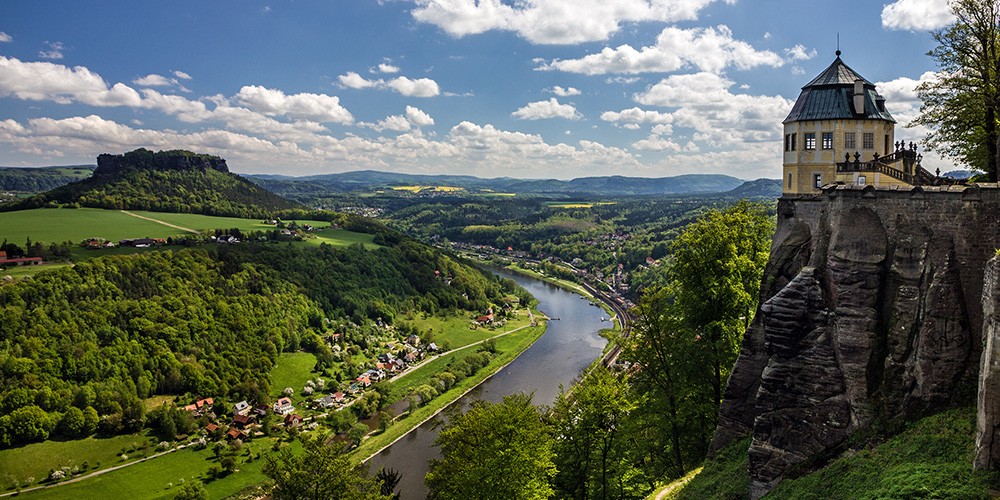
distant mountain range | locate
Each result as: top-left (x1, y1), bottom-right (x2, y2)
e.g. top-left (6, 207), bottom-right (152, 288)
top-left (0, 162), bottom-right (780, 200)
top-left (247, 169), bottom-right (773, 197)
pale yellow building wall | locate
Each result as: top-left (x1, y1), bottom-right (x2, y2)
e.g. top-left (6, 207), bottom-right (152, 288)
top-left (782, 119), bottom-right (897, 194)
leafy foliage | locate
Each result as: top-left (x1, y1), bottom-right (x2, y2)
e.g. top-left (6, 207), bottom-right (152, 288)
top-left (551, 367), bottom-right (645, 500)
top-left (426, 393), bottom-right (555, 499)
top-left (914, 0), bottom-right (1000, 178)
top-left (263, 437), bottom-right (390, 500)
top-left (0, 238), bottom-right (517, 447)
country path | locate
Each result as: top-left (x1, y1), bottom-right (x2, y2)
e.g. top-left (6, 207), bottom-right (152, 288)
top-left (120, 210), bottom-right (200, 234)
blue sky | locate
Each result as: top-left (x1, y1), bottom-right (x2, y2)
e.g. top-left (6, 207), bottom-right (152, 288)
top-left (0, 0), bottom-right (953, 179)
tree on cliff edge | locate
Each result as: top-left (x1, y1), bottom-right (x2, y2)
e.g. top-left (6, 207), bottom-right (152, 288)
top-left (914, 0), bottom-right (1000, 180)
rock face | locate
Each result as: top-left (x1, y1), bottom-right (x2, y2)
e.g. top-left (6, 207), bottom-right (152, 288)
top-left (712, 185), bottom-right (1000, 497)
top-left (976, 256), bottom-right (1000, 470)
top-left (94, 148), bottom-right (229, 178)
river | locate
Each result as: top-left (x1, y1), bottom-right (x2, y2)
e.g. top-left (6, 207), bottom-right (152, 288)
top-left (366, 268), bottom-right (609, 499)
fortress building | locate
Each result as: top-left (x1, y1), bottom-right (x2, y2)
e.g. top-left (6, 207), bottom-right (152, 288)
top-left (782, 51), bottom-right (931, 194)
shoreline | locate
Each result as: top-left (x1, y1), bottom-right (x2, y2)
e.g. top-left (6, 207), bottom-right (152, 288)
top-left (354, 317), bottom-right (546, 463)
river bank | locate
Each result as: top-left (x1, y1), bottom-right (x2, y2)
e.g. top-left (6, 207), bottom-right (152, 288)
top-left (367, 268), bottom-right (609, 499)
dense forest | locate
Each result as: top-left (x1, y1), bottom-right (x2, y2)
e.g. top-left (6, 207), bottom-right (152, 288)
top-left (0, 236), bottom-right (521, 448)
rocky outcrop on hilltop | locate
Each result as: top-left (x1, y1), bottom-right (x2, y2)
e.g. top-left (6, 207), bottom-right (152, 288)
top-left (93, 148), bottom-right (229, 178)
top-left (712, 185), bottom-right (1000, 498)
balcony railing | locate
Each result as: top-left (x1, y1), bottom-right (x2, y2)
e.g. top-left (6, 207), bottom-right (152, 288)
top-left (835, 142), bottom-right (949, 186)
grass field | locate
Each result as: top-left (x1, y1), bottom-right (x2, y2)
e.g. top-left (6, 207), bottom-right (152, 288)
top-left (21, 438), bottom-right (303, 500)
top-left (406, 311), bottom-right (518, 350)
top-left (0, 432), bottom-right (152, 491)
top-left (270, 352), bottom-right (319, 397)
top-left (0, 209), bottom-right (377, 271)
top-left (0, 208), bottom-right (356, 246)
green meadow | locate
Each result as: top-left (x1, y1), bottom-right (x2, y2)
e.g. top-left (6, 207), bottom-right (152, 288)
top-left (0, 208), bottom-right (376, 251)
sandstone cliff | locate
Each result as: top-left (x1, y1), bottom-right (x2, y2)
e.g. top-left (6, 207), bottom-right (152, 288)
top-left (712, 185), bottom-right (1000, 497)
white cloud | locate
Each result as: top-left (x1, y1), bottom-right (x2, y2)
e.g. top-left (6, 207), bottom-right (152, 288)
top-left (361, 114), bottom-right (413, 132)
top-left (338, 71), bottom-right (378, 89)
top-left (882, 0), bottom-right (954, 31)
top-left (133, 74), bottom-right (174, 86)
top-left (405, 105), bottom-right (435, 126)
top-left (512, 98), bottom-right (582, 120)
top-left (411, 0), bottom-right (727, 45)
top-left (360, 106), bottom-right (434, 132)
top-left (538, 25), bottom-right (782, 75)
top-left (38, 41), bottom-right (64, 60)
top-left (634, 72), bottom-right (792, 146)
top-left (378, 63), bottom-right (400, 73)
top-left (0, 32), bottom-right (11, 43)
top-left (233, 85), bottom-right (354, 124)
top-left (0, 56), bottom-right (143, 106)
top-left (549, 85), bottom-right (581, 96)
top-left (783, 44), bottom-right (816, 62)
top-left (601, 107), bottom-right (671, 125)
top-left (633, 135), bottom-right (698, 152)
top-left (338, 71), bottom-right (441, 97)
top-left (386, 76), bottom-right (440, 97)
top-left (173, 70), bottom-right (192, 80)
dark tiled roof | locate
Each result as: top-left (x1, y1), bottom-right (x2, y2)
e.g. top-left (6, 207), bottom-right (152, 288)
top-left (784, 56), bottom-right (895, 124)
top-left (803, 57), bottom-right (873, 87)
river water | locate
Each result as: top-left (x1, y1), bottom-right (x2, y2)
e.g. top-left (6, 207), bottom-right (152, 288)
top-left (366, 268), bottom-right (609, 499)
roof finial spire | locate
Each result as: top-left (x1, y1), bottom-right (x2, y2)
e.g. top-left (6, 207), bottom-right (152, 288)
top-left (836, 33), bottom-right (841, 57)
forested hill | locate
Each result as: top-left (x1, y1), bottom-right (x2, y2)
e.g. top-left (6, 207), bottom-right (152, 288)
top-left (0, 238), bottom-right (523, 447)
top-left (5, 149), bottom-right (301, 218)
top-left (0, 165), bottom-right (94, 192)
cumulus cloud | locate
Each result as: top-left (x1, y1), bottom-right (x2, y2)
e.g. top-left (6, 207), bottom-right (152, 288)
top-left (338, 71), bottom-right (378, 89)
top-left (234, 85), bottom-right (354, 124)
top-left (548, 85), bottom-right (581, 96)
top-left (0, 32), bottom-right (11, 43)
top-left (882, 0), bottom-right (954, 31)
top-left (783, 44), bottom-right (816, 62)
top-left (405, 105), bottom-right (435, 126)
top-left (0, 56), bottom-right (143, 106)
top-left (361, 114), bottom-right (413, 132)
top-left (173, 70), bottom-right (192, 80)
top-left (360, 106), bottom-right (435, 132)
top-left (600, 107), bottom-right (673, 125)
top-left (38, 41), bottom-right (64, 60)
top-left (512, 98), bottom-right (582, 120)
top-left (411, 0), bottom-right (726, 45)
top-left (634, 72), bottom-right (792, 146)
top-left (133, 74), bottom-right (174, 86)
top-left (377, 63), bottom-right (400, 73)
top-left (537, 25), bottom-right (782, 75)
top-left (337, 71), bottom-right (441, 97)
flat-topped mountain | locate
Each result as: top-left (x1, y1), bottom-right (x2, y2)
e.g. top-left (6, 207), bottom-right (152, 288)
top-left (7, 149), bottom-right (301, 218)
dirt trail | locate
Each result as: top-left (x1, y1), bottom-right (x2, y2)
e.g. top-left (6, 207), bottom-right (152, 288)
top-left (120, 211), bottom-right (200, 234)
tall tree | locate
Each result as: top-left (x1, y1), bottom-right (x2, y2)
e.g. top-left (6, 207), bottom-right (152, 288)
top-left (668, 201), bottom-right (772, 405)
top-left (262, 437), bottom-right (390, 500)
top-left (551, 367), bottom-right (641, 500)
top-left (914, 0), bottom-right (1000, 179)
top-left (426, 393), bottom-right (555, 500)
